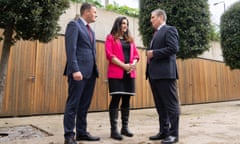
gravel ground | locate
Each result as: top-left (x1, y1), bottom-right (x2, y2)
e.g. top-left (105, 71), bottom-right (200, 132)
top-left (0, 100), bottom-right (240, 144)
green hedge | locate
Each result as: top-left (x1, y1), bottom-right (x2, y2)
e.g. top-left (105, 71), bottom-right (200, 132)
top-left (220, 2), bottom-right (240, 69)
top-left (139, 0), bottom-right (211, 59)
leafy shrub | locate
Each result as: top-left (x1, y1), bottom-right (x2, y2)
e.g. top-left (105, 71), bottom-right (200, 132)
top-left (220, 1), bottom-right (240, 69)
top-left (0, 0), bottom-right (69, 42)
top-left (210, 24), bottom-right (220, 41)
top-left (70, 0), bottom-right (103, 8)
top-left (139, 0), bottom-right (211, 59)
top-left (105, 3), bottom-right (139, 17)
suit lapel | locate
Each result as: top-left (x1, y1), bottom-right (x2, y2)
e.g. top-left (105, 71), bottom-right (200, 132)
top-left (150, 25), bottom-right (167, 49)
top-left (150, 30), bottom-right (158, 49)
top-left (77, 19), bottom-right (94, 45)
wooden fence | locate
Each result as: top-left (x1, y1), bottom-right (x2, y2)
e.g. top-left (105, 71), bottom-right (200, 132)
top-left (0, 35), bottom-right (240, 116)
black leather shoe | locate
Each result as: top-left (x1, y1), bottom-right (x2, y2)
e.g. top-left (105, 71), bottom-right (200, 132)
top-left (161, 136), bottom-right (178, 144)
top-left (76, 132), bottom-right (100, 141)
top-left (149, 133), bottom-right (167, 140)
top-left (64, 137), bottom-right (77, 144)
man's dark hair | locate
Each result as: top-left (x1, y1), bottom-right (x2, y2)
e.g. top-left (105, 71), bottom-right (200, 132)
top-left (80, 2), bottom-right (95, 16)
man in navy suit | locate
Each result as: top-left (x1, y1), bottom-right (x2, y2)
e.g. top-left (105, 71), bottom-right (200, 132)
top-left (63, 3), bottom-right (99, 144)
top-left (146, 8), bottom-right (180, 144)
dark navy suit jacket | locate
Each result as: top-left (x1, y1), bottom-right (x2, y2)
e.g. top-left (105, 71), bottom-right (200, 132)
top-left (146, 24), bottom-right (179, 80)
top-left (64, 19), bottom-right (98, 78)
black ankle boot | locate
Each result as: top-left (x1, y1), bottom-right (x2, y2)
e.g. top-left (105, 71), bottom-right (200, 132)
top-left (121, 108), bottom-right (134, 137)
top-left (109, 109), bottom-right (123, 140)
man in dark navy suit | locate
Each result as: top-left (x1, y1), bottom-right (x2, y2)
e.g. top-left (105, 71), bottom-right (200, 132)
top-left (146, 8), bottom-right (180, 144)
top-left (63, 3), bottom-right (99, 144)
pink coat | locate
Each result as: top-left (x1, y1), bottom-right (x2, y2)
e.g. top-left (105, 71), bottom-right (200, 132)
top-left (105, 34), bottom-right (140, 79)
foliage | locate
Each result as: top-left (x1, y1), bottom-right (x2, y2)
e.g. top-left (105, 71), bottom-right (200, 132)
top-left (0, 0), bottom-right (69, 43)
top-left (220, 1), bottom-right (240, 69)
top-left (209, 23), bottom-right (220, 41)
top-left (0, 0), bottom-right (69, 106)
top-left (139, 0), bottom-right (157, 49)
top-left (70, 0), bottom-right (103, 8)
top-left (70, 0), bottom-right (138, 17)
top-left (139, 0), bottom-right (211, 59)
top-left (105, 2), bottom-right (139, 17)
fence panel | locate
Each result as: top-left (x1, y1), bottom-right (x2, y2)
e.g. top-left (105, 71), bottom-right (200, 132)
top-left (1, 37), bottom-right (240, 116)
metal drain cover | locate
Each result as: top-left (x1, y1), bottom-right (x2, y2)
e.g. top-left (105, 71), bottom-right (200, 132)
top-left (0, 124), bottom-right (52, 142)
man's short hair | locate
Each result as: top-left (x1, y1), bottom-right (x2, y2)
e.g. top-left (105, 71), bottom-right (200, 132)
top-left (151, 8), bottom-right (167, 21)
top-left (80, 2), bottom-right (95, 16)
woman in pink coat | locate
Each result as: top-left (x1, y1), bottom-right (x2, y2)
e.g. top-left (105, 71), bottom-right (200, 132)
top-left (105, 16), bottom-right (140, 140)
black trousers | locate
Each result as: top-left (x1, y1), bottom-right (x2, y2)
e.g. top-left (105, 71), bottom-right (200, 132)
top-left (63, 74), bottom-right (97, 139)
top-left (149, 78), bottom-right (180, 137)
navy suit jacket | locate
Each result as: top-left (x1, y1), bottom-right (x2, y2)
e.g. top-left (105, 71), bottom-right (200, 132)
top-left (64, 19), bottom-right (98, 78)
top-left (146, 24), bottom-right (179, 80)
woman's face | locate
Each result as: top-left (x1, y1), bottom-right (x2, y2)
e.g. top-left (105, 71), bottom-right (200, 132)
top-left (120, 19), bottom-right (128, 33)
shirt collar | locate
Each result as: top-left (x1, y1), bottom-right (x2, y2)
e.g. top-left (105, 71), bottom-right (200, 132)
top-left (157, 22), bottom-right (166, 31)
top-left (80, 17), bottom-right (88, 26)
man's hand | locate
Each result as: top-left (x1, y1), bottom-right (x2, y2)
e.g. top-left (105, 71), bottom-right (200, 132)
top-left (146, 50), bottom-right (153, 59)
top-left (72, 71), bottom-right (83, 81)
top-left (146, 50), bottom-right (153, 63)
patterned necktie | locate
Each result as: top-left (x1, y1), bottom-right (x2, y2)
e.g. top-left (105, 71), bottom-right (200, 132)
top-left (86, 24), bottom-right (93, 42)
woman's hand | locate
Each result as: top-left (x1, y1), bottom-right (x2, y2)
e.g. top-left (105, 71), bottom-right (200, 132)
top-left (130, 59), bottom-right (137, 70)
top-left (123, 63), bottom-right (132, 72)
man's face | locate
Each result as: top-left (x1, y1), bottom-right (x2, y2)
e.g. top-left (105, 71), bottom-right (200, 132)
top-left (150, 13), bottom-right (162, 29)
top-left (87, 6), bottom-right (97, 23)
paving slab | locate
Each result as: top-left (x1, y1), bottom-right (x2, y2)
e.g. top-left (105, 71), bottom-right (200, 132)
top-left (0, 100), bottom-right (240, 144)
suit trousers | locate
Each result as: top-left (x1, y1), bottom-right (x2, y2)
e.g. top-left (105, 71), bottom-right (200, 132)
top-left (64, 73), bottom-right (97, 139)
top-left (149, 78), bottom-right (180, 137)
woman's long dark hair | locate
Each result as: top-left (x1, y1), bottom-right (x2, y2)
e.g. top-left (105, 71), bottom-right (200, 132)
top-left (110, 16), bottom-right (133, 42)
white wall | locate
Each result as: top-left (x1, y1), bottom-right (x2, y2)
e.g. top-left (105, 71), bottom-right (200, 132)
top-left (58, 2), bottom-right (143, 47)
top-left (198, 41), bottom-right (223, 62)
top-left (58, 2), bottom-right (223, 62)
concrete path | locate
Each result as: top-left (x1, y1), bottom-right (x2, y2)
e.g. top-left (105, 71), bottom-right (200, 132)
top-left (0, 100), bottom-right (240, 144)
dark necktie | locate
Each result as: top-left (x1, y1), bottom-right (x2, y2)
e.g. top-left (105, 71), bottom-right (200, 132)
top-left (149, 30), bottom-right (157, 49)
top-left (153, 30), bottom-right (157, 38)
top-left (86, 24), bottom-right (93, 42)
